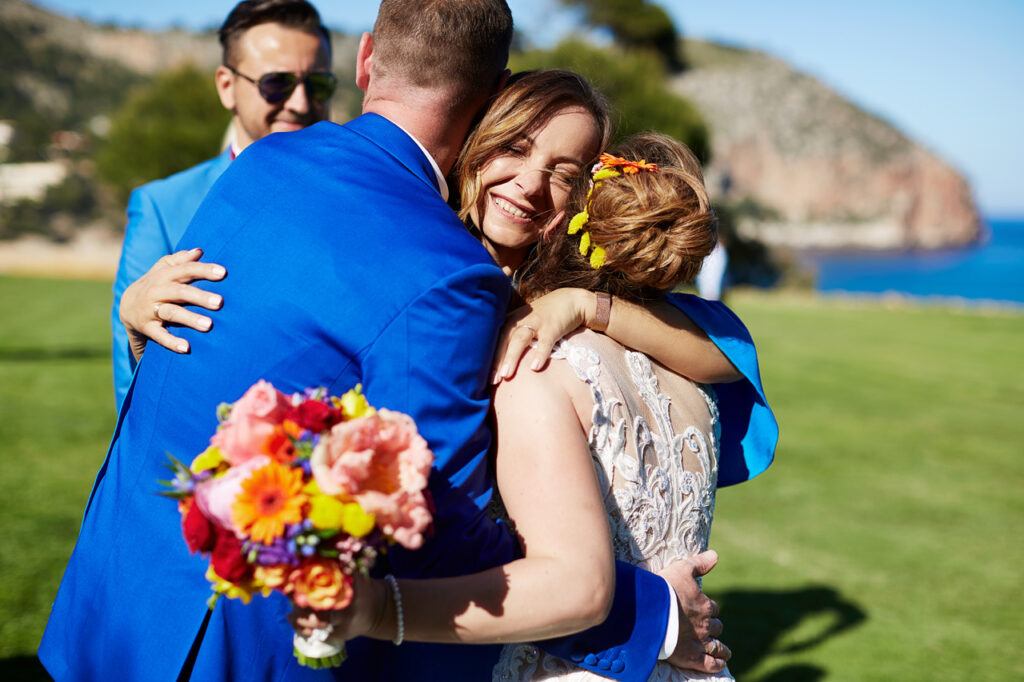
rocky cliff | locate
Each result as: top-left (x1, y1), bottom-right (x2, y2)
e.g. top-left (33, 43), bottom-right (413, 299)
top-left (673, 40), bottom-right (981, 250)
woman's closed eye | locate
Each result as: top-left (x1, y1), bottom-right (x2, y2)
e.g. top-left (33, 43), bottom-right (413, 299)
top-left (548, 167), bottom-right (580, 189)
top-left (502, 141), bottom-right (530, 157)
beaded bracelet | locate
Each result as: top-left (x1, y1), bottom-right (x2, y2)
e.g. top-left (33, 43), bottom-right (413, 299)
top-left (384, 574), bottom-right (404, 646)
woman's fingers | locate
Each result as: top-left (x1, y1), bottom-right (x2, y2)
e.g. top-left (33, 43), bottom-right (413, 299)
top-left (141, 320), bottom-right (191, 354)
top-left (165, 281), bottom-right (223, 312)
top-left (167, 261), bottom-right (227, 286)
top-left (523, 331), bottom-right (556, 372)
top-left (493, 323), bottom-right (537, 383)
top-left (155, 302), bottom-right (213, 333)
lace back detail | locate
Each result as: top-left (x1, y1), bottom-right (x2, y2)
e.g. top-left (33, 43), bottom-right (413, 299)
top-left (551, 334), bottom-right (720, 572)
top-left (493, 332), bottom-right (731, 681)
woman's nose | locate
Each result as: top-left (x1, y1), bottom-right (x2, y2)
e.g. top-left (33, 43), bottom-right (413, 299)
top-left (514, 167), bottom-right (547, 197)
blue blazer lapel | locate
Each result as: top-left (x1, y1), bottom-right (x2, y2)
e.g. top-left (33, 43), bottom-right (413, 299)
top-left (346, 113), bottom-right (444, 198)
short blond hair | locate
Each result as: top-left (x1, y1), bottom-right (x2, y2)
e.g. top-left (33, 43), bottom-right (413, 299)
top-left (372, 0), bottom-right (513, 105)
top-left (519, 132), bottom-right (716, 303)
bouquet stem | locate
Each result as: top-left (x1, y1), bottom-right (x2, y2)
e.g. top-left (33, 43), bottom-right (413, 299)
top-left (293, 630), bottom-right (347, 669)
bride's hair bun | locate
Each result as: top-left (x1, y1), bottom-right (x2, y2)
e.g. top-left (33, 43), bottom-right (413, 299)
top-left (584, 133), bottom-right (715, 291)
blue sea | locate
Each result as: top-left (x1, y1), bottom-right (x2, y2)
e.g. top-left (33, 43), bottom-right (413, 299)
top-left (803, 218), bottom-right (1024, 307)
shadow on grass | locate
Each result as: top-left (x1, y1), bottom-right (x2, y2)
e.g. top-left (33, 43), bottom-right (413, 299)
top-left (0, 655), bottom-right (50, 681)
top-left (0, 347), bottom-right (108, 361)
top-left (718, 585), bottom-right (867, 680)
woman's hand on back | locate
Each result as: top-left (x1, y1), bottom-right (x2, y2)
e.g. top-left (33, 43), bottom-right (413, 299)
top-left (492, 288), bottom-right (592, 383)
top-left (119, 248), bottom-right (225, 361)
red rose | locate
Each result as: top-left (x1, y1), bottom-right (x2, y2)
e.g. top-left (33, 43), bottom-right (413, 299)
top-left (182, 498), bottom-right (217, 554)
top-left (286, 399), bottom-right (334, 432)
top-left (210, 528), bottom-right (250, 582)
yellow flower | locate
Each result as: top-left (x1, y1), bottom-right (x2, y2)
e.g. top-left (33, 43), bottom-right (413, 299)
top-left (338, 502), bottom-right (376, 538)
top-left (592, 168), bottom-right (621, 182)
top-left (568, 210), bottom-right (589, 235)
top-left (308, 494), bottom-right (346, 529)
top-left (205, 565), bottom-right (256, 604)
top-left (231, 461), bottom-right (307, 545)
top-left (336, 385), bottom-right (375, 420)
top-left (579, 231), bottom-right (591, 256)
top-left (589, 246), bottom-right (607, 269)
top-left (191, 446), bottom-right (225, 474)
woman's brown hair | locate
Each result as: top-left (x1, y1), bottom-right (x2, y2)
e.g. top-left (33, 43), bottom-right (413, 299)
top-left (518, 132), bottom-right (717, 304)
top-left (454, 69), bottom-right (613, 229)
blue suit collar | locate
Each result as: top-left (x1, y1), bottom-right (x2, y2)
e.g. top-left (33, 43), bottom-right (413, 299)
top-left (347, 113), bottom-right (446, 199)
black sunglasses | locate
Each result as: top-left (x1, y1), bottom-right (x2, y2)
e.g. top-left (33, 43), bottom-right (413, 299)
top-left (225, 65), bottom-right (337, 104)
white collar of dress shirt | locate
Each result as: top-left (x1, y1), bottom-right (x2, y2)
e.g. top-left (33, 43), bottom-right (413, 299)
top-left (390, 120), bottom-right (450, 202)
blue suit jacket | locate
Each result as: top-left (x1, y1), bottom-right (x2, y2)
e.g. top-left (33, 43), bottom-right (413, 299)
top-left (110, 149), bottom-right (233, 407)
top-left (41, 117), bottom-right (676, 682)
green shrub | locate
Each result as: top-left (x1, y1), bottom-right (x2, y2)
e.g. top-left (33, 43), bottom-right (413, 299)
top-left (96, 65), bottom-right (229, 203)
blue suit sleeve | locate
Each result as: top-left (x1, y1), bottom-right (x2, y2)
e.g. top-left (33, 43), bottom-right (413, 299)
top-left (111, 187), bottom-right (174, 408)
top-left (540, 563), bottom-right (671, 681)
top-left (665, 292), bottom-right (778, 486)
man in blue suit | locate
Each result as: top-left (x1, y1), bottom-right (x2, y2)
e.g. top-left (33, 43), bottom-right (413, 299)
top-left (110, 0), bottom-right (334, 407)
top-left (43, 1), bottom-right (742, 680)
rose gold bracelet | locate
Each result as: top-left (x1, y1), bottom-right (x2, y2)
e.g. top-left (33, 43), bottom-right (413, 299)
top-left (591, 292), bottom-right (612, 332)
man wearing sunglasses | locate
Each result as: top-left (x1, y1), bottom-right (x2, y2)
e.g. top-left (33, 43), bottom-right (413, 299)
top-left (110, 0), bottom-right (334, 407)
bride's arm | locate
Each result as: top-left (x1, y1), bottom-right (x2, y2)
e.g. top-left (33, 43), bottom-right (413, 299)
top-left (298, 366), bottom-right (615, 644)
top-left (493, 288), bottom-right (741, 384)
top-left (397, 367), bottom-right (614, 642)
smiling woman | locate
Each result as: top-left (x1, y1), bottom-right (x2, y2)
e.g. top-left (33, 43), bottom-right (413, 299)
top-left (455, 70), bottom-right (612, 275)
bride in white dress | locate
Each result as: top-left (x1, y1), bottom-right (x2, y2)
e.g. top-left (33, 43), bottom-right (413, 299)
top-left (491, 134), bottom-right (732, 681)
top-left (492, 326), bottom-right (726, 681)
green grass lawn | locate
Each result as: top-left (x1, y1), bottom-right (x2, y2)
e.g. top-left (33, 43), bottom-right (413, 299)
top-left (1, 278), bottom-right (1021, 680)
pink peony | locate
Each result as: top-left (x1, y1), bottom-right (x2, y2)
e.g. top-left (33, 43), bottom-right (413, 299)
top-left (193, 455), bottom-right (272, 536)
top-left (310, 409), bottom-right (433, 549)
top-left (210, 380), bottom-right (291, 465)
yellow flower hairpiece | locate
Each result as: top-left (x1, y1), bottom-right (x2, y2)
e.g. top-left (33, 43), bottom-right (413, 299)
top-left (567, 153), bottom-right (658, 269)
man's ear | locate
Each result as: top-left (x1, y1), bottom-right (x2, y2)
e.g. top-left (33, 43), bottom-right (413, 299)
top-left (215, 65), bottom-right (236, 111)
top-left (542, 210), bottom-right (565, 242)
top-left (356, 32), bottom-right (374, 92)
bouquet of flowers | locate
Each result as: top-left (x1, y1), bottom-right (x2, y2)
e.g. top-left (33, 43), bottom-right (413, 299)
top-left (162, 380), bottom-right (433, 668)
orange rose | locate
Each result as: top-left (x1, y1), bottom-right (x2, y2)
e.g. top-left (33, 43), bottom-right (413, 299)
top-left (289, 558), bottom-right (353, 611)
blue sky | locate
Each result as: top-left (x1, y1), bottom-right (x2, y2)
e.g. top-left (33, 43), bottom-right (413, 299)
top-left (38, 0), bottom-right (1024, 215)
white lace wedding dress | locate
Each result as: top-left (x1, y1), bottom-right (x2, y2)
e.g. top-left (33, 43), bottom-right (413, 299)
top-left (492, 331), bottom-right (734, 681)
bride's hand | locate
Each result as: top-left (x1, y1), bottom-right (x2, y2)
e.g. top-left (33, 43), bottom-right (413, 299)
top-left (119, 248), bottom-right (225, 361)
top-left (491, 288), bottom-right (593, 383)
top-left (288, 573), bottom-right (391, 644)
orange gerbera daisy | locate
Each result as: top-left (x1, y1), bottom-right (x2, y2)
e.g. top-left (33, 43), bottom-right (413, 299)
top-left (232, 461), bottom-right (307, 545)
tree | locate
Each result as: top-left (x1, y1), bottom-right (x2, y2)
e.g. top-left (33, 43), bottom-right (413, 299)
top-left (96, 65), bottom-right (230, 202)
top-left (512, 39), bottom-right (708, 162)
top-left (560, 0), bottom-right (685, 71)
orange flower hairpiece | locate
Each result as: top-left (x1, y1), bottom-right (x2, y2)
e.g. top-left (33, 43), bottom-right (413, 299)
top-left (596, 153), bottom-right (659, 175)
